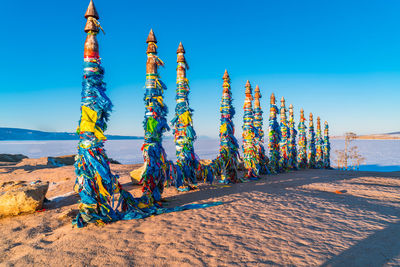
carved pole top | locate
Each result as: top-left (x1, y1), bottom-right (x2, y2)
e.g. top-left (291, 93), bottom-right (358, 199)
top-left (84, 0), bottom-right (100, 33)
top-left (254, 85), bottom-right (261, 99)
top-left (270, 93), bottom-right (276, 105)
top-left (223, 69), bottom-right (230, 80)
top-left (146, 29), bottom-right (157, 43)
top-left (146, 29), bottom-right (157, 54)
top-left (85, 0), bottom-right (99, 19)
top-left (245, 80), bottom-right (252, 94)
top-left (177, 42), bottom-right (185, 53)
top-left (300, 108), bottom-right (305, 122)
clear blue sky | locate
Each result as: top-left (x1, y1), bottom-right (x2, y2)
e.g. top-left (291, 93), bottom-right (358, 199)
top-left (0, 0), bottom-right (399, 137)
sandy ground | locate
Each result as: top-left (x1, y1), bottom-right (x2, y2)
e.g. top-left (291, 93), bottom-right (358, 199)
top-left (0, 162), bottom-right (399, 266)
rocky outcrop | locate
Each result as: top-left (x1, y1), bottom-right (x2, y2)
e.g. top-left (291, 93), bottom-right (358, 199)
top-left (0, 154), bottom-right (28, 163)
top-left (0, 180), bottom-right (49, 217)
top-left (13, 155), bottom-right (119, 168)
top-left (130, 165), bottom-right (144, 184)
top-left (49, 155), bottom-right (76, 166)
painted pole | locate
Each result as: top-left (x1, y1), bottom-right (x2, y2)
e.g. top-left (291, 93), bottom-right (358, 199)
top-left (253, 85), bottom-right (269, 174)
top-left (279, 97), bottom-right (289, 171)
top-left (288, 104), bottom-right (298, 169)
top-left (315, 116), bottom-right (324, 168)
top-left (218, 70), bottom-right (240, 183)
top-left (297, 108), bottom-right (308, 169)
top-left (323, 121), bottom-right (331, 169)
top-left (140, 29), bottom-right (171, 203)
top-left (73, 0), bottom-right (124, 227)
top-left (172, 42), bottom-right (199, 191)
top-left (308, 113), bottom-right (316, 168)
top-left (268, 93), bottom-right (281, 173)
top-left (242, 80), bottom-right (259, 179)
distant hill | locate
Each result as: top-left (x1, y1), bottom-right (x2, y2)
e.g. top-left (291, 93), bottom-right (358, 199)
top-left (0, 128), bottom-right (143, 141)
top-left (332, 132), bottom-right (400, 140)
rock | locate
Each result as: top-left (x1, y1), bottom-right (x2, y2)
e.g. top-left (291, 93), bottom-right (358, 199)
top-left (9, 155), bottom-right (119, 168)
top-left (0, 154), bottom-right (28, 163)
top-left (199, 159), bottom-right (212, 165)
top-left (16, 157), bottom-right (55, 167)
top-left (0, 180), bottom-right (49, 218)
top-left (130, 165), bottom-right (144, 184)
top-left (16, 156), bottom-right (74, 168)
top-left (108, 158), bottom-right (121, 164)
top-left (49, 155), bottom-right (120, 165)
top-left (48, 155), bottom-right (76, 166)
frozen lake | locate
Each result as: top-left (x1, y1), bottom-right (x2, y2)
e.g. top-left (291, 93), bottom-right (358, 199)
top-left (0, 139), bottom-right (399, 172)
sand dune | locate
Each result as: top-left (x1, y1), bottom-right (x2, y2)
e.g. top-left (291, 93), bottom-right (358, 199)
top-left (0, 163), bottom-right (399, 266)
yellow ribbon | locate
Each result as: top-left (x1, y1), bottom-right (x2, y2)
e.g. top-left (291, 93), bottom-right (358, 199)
top-left (88, 17), bottom-right (105, 34)
top-left (156, 96), bottom-right (164, 106)
top-left (96, 172), bottom-right (111, 197)
top-left (179, 111), bottom-right (192, 125)
top-left (79, 106), bottom-right (107, 141)
top-left (220, 123), bottom-right (228, 134)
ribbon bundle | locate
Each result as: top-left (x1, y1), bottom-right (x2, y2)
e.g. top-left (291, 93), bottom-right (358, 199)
top-left (315, 117), bottom-right (324, 168)
top-left (279, 97), bottom-right (289, 172)
top-left (218, 70), bottom-right (240, 183)
top-left (253, 86), bottom-right (269, 175)
top-left (307, 113), bottom-right (316, 168)
top-left (74, 69), bottom-right (123, 227)
top-left (288, 104), bottom-right (298, 169)
top-left (323, 121), bottom-right (331, 169)
top-left (297, 109), bottom-right (308, 169)
top-left (140, 31), bottom-right (172, 202)
top-left (268, 93), bottom-right (281, 173)
top-left (242, 81), bottom-right (260, 179)
top-left (171, 44), bottom-right (200, 191)
top-left (73, 4), bottom-right (126, 227)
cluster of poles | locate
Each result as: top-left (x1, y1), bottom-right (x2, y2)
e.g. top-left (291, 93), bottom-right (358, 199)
top-left (73, 0), bottom-right (331, 228)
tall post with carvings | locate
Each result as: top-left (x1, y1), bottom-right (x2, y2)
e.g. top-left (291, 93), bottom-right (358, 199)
top-left (171, 42), bottom-right (199, 191)
top-left (315, 116), bottom-right (324, 168)
top-left (297, 108), bottom-right (308, 169)
top-left (308, 113), bottom-right (316, 168)
top-left (242, 81), bottom-right (260, 179)
top-left (323, 121), bottom-right (331, 169)
top-left (74, 0), bottom-right (123, 227)
top-left (253, 86), bottom-right (269, 174)
top-left (218, 70), bottom-right (240, 183)
top-left (279, 97), bottom-right (289, 171)
top-left (268, 93), bottom-right (281, 173)
top-left (140, 29), bottom-right (171, 203)
top-left (288, 104), bottom-right (298, 169)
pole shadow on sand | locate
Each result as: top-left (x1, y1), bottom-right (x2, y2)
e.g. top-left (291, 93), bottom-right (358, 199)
top-left (320, 220), bottom-right (400, 266)
top-left (41, 168), bottom-right (400, 266)
top-left (161, 169), bottom-right (365, 206)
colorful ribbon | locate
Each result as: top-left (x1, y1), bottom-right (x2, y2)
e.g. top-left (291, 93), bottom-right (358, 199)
top-left (171, 50), bottom-right (200, 191)
top-left (315, 117), bottom-right (324, 168)
top-left (140, 36), bottom-right (171, 202)
top-left (323, 121), bottom-right (331, 169)
top-left (287, 104), bottom-right (298, 169)
top-left (242, 81), bottom-right (260, 179)
top-left (307, 113), bottom-right (316, 168)
top-left (218, 71), bottom-right (240, 183)
top-left (279, 98), bottom-right (289, 171)
top-left (268, 93), bottom-right (281, 173)
top-left (297, 109), bottom-right (308, 169)
top-left (253, 86), bottom-right (269, 175)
